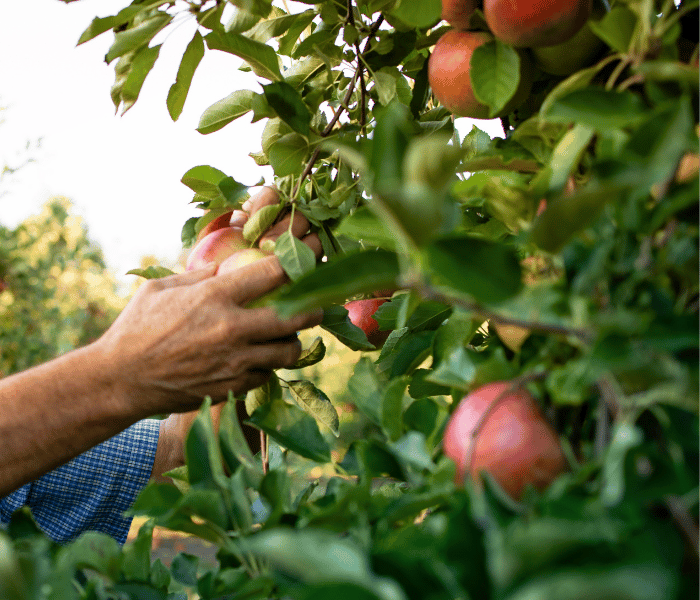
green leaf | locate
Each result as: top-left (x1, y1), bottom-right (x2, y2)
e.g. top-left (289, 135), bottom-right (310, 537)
top-left (243, 203), bottom-right (282, 243)
top-left (185, 398), bottom-right (227, 490)
top-left (374, 69), bottom-right (398, 106)
top-left (126, 265), bottom-right (175, 279)
top-left (78, 12), bottom-right (134, 46)
top-left (389, 0), bottom-right (442, 28)
top-left (274, 230), bottom-right (317, 281)
top-left (505, 564), bottom-right (675, 600)
top-left (247, 395), bottom-right (331, 462)
top-left (117, 44), bottom-right (162, 114)
top-left (219, 395), bottom-right (256, 470)
top-left (408, 369), bottom-right (451, 398)
top-left (167, 31), bottom-right (205, 121)
top-left (246, 529), bottom-right (407, 600)
top-left (176, 489), bottom-right (229, 530)
top-left (171, 553), bottom-right (199, 587)
top-left (532, 183), bottom-right (628, 253)
top-left (127, 483), bottom-right (183, 520)
top-left (290, 336), bottom-right (326, 368)
top-left (545, 88), bottom-right (648, 130)
top-left (470, 40), bottom-right (521, 117)
top-left (247, 10), bottom-right (316, 44)
top-left (624, 96), bottom-right (695, 189)
top-left (245, 373), bottom-right (283, 417)
top-left (181, 165), bottom-right (247, 204)
top-left (197, 89), bottom-right (256, 134)
top-left (287, 380), bottom-right (340, 436)
top-left (428, 310), bottom-right (479, 389)
top-left (376, 330), bottom-right (435, 378)
top-left (588, 6), bottom-right (637, 53)
top-left (205, 30), bottom-right (282, 81)
top-left (57, 531), bottom-right (122, 580)
top-left (228, 0), bottom-right (273, 18)
top-left (105, 14), bottom-right (171, 63)
top-left (531, 123), bottom-right (594, 197)
top-left (263, 81), bottom-right (312, 136)
top-left (273, 249), bottom-right (400, 317)
top-left (347, 356), bottom-right (383, 425)
top-left (381, 376), bottom-right (409, 442)
top-left (335, 206), bottom-right (398, 250)
top-left (121, 520), bottom-right (154, 583)
top-left (423, 235), bottom-right (523, 305)
top-left (321, 305), bottom-right (376, 351)
top-left (369, 102), bottom-right (415, 193)
top-left (538, 64), bottom-right (601, 118)
top-left (228, 468), bottom-right (254, 533)
top-left (601, 422), bottom-right (644, 506)
top-left (389, 431), bottom-right (435, 472)
top-left (268, 133), bottom-right (309, 177)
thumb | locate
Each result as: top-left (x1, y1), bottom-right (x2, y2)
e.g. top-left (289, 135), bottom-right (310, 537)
top-left (158, 263), bottom-right (217, 288)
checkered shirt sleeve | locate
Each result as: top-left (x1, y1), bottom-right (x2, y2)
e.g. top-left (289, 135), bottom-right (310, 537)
top-left (0, 418), bottom-right (160, 545)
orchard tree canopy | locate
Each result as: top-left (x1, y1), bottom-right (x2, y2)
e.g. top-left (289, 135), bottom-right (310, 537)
top-left (0, 198), bottom-right (125, 377)
top-left (2, 0), bottom-right (698, 599)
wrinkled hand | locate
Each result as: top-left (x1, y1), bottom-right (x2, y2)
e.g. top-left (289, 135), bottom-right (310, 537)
top-left (97, 187), bottom-right (322, 419)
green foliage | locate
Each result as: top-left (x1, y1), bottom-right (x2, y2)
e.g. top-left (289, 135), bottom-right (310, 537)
top-left (0, 198), bottom-right (125, 375)
top-left (3, 0), bottom-right (698, 597)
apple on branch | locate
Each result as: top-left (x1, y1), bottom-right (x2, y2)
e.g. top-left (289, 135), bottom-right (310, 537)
top-left (442, 381), bottom-right (567, 499)
top-left (345, 298), bottom-right (391, 349)
top-left (483, 0), bottom-right (592, 48)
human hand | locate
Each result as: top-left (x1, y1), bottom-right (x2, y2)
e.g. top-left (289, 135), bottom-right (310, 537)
top-left (96, 232), bottom-right (322, 419)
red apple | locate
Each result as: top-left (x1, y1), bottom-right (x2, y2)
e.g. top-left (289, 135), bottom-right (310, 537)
top-left (186, 227), bottom-right (248, 271)
top-left (442, 381), bottom-right (566, 499)
top-left (441, 0), bottom-right (478, 30)
top-left (196, 211), bottom-right (233, 243)
top-left (217, 248), bottom-right (268, 274)
top-left (345, 298), bottom-right (390, 348)
top-left (483, 0), bottom-right (591, 48)
top-left (428, 30), bottom-right (533, 119)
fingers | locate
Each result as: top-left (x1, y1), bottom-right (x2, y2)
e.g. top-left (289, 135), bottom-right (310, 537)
top-left (244, 186), bottom-right (311, 249)
top-left (201, 369), bottom-right (272, 401)
top-left (243, 306), bottom-right (324, 342)
top-left (215, 254), bottom-right (289, 305)
top-left (244, 337), bottom-right (303, 370)
top-left (302, 233), bottom-right (324, 260)
top-left (229, 210), bottom-right (249, 227)
top-left (155, 263), bottom-right (217, 289)
top-left (258, 210), bottom-right (310, 247)
top-left (242, 186), bottom-right (279, 213)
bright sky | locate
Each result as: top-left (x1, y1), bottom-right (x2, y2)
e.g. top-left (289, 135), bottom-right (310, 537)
top-left (0, 0), bottom-right (502, 286)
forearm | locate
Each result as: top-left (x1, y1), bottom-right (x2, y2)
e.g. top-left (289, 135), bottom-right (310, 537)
top-left (0, 342), bottom-right (142, 497)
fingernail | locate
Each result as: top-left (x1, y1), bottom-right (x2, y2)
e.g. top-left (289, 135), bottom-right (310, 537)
top-left (230, 210), bottom-right (248, 226)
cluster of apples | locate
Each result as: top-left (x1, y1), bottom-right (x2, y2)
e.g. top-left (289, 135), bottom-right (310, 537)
top-left (186, 210), bottom-right (268, 274)
top-left (430, 0), bottom-right (604, 118)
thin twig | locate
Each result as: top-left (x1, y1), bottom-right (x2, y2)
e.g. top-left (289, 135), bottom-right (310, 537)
top-left (421, 287), bottom-right (593, 343)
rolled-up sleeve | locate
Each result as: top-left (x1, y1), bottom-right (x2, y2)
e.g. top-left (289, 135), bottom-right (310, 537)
top-left (0, 418), bottom-right (160, 544)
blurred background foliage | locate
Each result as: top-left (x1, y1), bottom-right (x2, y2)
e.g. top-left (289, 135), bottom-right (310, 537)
top-left (0, 197), bottom-right (127, 376)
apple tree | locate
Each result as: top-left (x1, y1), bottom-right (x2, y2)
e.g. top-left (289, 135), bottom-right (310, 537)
top-left (1, 0), bottom-right (697, 599)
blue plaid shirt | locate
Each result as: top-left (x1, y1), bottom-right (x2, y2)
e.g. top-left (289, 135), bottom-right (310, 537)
top-left (0, 419), bottom-right (160, 545)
